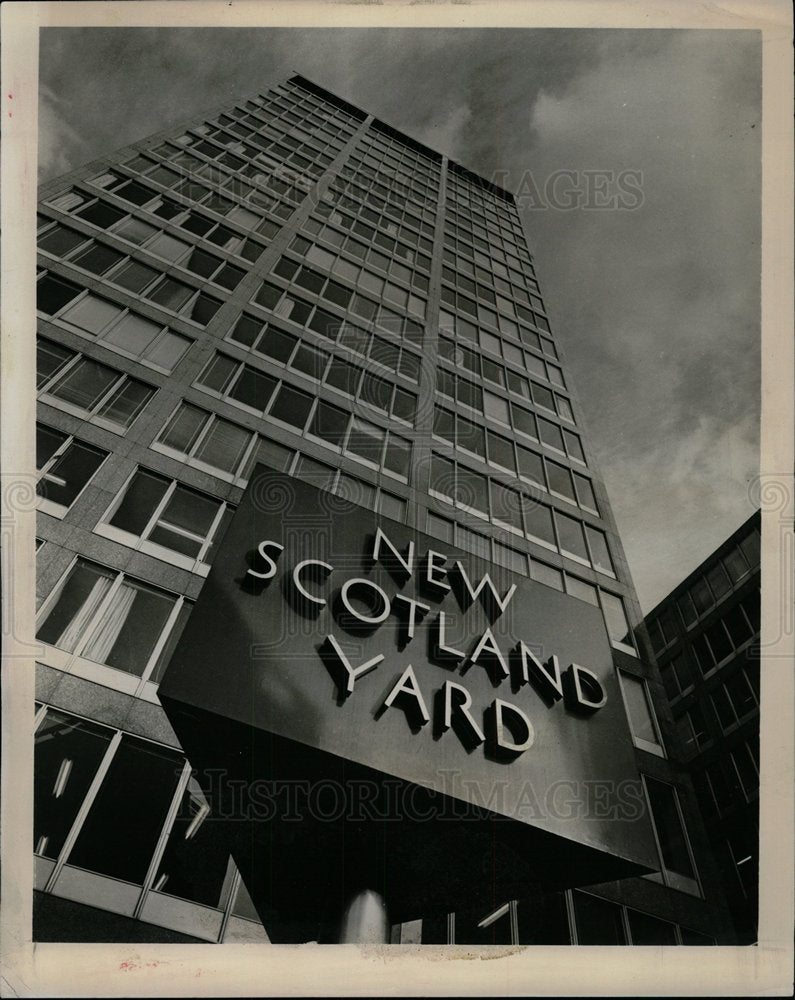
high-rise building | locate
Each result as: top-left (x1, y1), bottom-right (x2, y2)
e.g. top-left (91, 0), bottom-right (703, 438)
top-left (33, 73), bottom-right (735, 945)
top-left (643, 512), bottom-right (761, 944)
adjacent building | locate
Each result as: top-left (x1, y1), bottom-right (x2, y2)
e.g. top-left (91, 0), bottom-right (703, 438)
top-left (643, 512), bottom-right (761, 944)
top-left (33, 73), bottom-right (735, 944)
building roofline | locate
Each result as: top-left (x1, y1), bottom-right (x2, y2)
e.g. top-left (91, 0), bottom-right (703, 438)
top-left (288, 72), bottom-right (516, 205)
top-left (643, 508), bottom-right (761, 621)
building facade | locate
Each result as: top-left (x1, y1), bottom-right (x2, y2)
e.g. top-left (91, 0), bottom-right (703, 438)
top-left (642, 512), bottom-right (761, 944)
top-left (34, 73), bottom-right (734, 944)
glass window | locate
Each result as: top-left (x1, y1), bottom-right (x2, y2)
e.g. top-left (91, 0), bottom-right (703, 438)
top-left (454, 902), bottom-right (512, 945)
top-left (39, 224), bottom-right (89, 257)
top-left (619, 671), bottom-right (663, 751)
top-left (531, 558), bottom-right (564, 591)
top-left (37, 274), bottom-right (83, 315)
top-left (490, 480), bottom-right (523, 533)
top-left (346, 417), bottom-right (384, 465)
top-left (706, 562), bottom-right (732, 601)
top-left (547, 460), bottom-right (575, 502)
top-left (556, 512), bottom-right (588, 561)
top-left (384, 433), bottom-right (411, 479)
top-left (644, 776), bottom-right (697, 884)
top-left (113, 259), bottom-right (159, 294)
top-left (36, 426), bottom-right (107, 509)
top-left (37, 339), bottom-right (76, 388)
top-left (148, 232), bottom-right (190, 261)
top-left (511, 403), bottom-right (536, 439)
top-left (67, 736), bottom-right (183, 884)
top-left (722, 545), bottom-right (750, 584)
top-left (108, 469), bottom-right (225, 561)
top-left (158, 402), bottom-right (207, 454)
top-left (34, 709), bottom-right (114, 860)
top-left (37, 559), bottom-right (178, 675)
top-left (230, 365), bottom-right (278, 412)
top-left (61, 294), bottom-right (124, 335)
top-left (626, 909), bottom-right (677, 945)
top-left (456, 466), bottom-right (489, 515)
top-left (269, 383), bottom-right (313, 429)
top-left (601, 591), bottom-right (633, 648)
top-left (115, 216), bottom-right (157, 245)
top-left (195, 417), bottom-right (252, 474)
top-left (538, 416), bottom-right (565, 452)
top-left (151, 777), bottom-right (232, 908)
top-left (71, 242), bottom-right (125, 276)
top-left (516, 445), bottom-right (545, 487)
top-left (309, 400), bottom-right (349, 446)
top-left (572, 892), bottom-right (626, 944)
top-left (586, 526), bottom-right (614, 575)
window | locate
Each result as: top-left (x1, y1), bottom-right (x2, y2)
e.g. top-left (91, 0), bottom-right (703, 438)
top-left (98, 469), bottom-right (233, 572)
top-left (643, 776), bottom-right (700, 894)
top-left (36, 425), bottom-right (107, 514)
top-left (37, 559), bottom-right (188, 681)
top-left (600, 591), bottom-right (635, 650)
top-left (34, 709), bottom-right (115, 862)
top-left (36, 339), bottom-right (75, 388)
top-left (37, 273), bottom-right (82, 314)
top-left (66, 735), bottom-right (183, 885)
top-left (38, 353), bottom-right (154, 431)
top-left (618, 671), bottom-right (664, 755)
top-left (571, 892), bottom-right (626, 944)
top-left (154, 403), bottom-right (256, 481)
top-left (57, 293), bottom-right (192, 371)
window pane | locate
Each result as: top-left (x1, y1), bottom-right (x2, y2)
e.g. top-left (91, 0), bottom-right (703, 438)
top-left (37, 274), bottom-right (83, 315)
top-left (115, 216), bottom-right (157, 245)
top-left (573, 892), bottom-right (626, 944)
top-left (586, 526), bottom-right (614, 575)
top-left (706, 563), bottom-right (732, 601)
top-left (511, 403), bottom-right (536, 438)
top-left (148, 276), bottom-right (193, 311)
top-left (620, 672), bottom-right (660, 747)
top-left (96, 378), bottom-right (152, 428)
top-left (645, 777), bottom-right (695, 879)
top-left (547, 460), bottom-right (575, 501)
top-left (538, 417), bottom-right (565, 452)
top-left (102, 312), bottom-right (161, 355)
top-left (37, 426), bottom-right (68, 474)
top-left (195, 418), bottom-right (251, 474)
top-left (269, 384), bottom-right (313, 429)
top-left (723, 546), bottom-right (750, 584)
top-left (626, 909), bottom-right (677, 945)
top-left (147, 232), bottom-right (190, 262)
top-left (198, 354), bottom-right (237, 393)
top-left (151, 778), bottom-right (232, 908)
top-left (34, 709), bottom-right (114, 860)
top-left (454, 903), bottom-right (512, 945)
top-left (556, 512), bottom-right (588, 561)
top-left (48, 357), bottom-right (119, 411)
top-left (601, 591), bottom-right (632, 646)
top-left (39, 439), bottom-right (107, 508)
top-left (346, 417), bottom-right (384, 465)
top-left (151, 486), bottom-right (220, 557)
top-left (61, 295), bottom-right (124, 336)
top-left (360, 370), bottom-right (392, 411)
top-left (67, 736), bottom-right (183, 884)
top-left (113, 260), bottom-right (159, 294)
top-left (71, 243), bottom-right (125, 276)
top-left (231, 366), bottom-right (278, 412)
top-left (456, 466), bottom-right (488, 515)
top-left (291, 342), bottom-right (327, 379)
top-left (148, 600), bottom-right (192, 684)
top-left (38, 560), bottom-right (116, 651)
top-left (309, 400), bottom-right (349, 446)
top-left (490, 480), bottom-right (523, 532)
top-left (81, 577), bottom-right (176, 674)
top-left (573, 473), bottom-right (597, 511)
top-left (39, 224), bottom-right (89, 257)
top-left (37, 339), bottom-right (75, 388)
top-left (384, 434), bottom-right (411, 479)
top-left (158, 403), bottom-right (207, 454)
top-left (110, 469), bottom-right (170, 535)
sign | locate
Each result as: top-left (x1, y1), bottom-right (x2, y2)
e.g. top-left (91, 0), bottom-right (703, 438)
top-left (159, 465), bottom-right (658, 940)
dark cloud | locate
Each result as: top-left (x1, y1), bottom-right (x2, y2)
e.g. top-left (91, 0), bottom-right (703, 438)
top-left (37, 27), bottom-right (761, 610)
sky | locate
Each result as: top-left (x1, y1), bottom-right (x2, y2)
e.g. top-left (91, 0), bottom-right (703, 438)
top-left (37, 26), bottom-right (762, 612)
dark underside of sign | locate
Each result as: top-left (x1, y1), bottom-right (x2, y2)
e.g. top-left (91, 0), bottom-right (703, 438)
top-left (160, 696), bottom-right (656, 944)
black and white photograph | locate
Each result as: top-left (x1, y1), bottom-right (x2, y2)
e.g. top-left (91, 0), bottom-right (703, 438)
top-left (2, 1), bottom-right (792, 995)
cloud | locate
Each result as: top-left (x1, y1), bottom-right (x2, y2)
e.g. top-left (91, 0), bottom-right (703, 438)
top-left (38, 83), bottom-right (89, 181)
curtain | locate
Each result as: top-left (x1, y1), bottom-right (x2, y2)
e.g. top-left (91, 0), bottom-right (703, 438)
top-left (56, 576), bottom-right (113, 652)
top-left (81, 583), bottom-right (136, 664)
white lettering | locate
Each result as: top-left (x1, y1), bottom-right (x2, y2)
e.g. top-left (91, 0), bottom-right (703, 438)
top-left (442, 680), bottom-right (485, 744)
top-left (454, 561), bottom-right (516, 618)
top-left (494, 698), bottom-right (535, 754)
top-left (372, 527), bottom-right (414, 579)
top-left (393, 593), bottom-right (430, 642)
top-left (569, 663), bottom-right (607, 711)
top-left (325, 634), bottom-right (384, 695)
top-left (246, 540), bottom-right (284, 580)
top-left (431, 611), bottom-right (465, 666)
top-left (515, 642), bottom-right (563, 701)
top-left (340, 578), bottom-right (391, 625)
top-left (382, 664), bottom-right (430, 725)
top-left (469, 628), bottom-right (510, 679)
top-left (292, 559), bottom-right (333, 607)
top-left (424, 550), bottom-right (451, 594)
